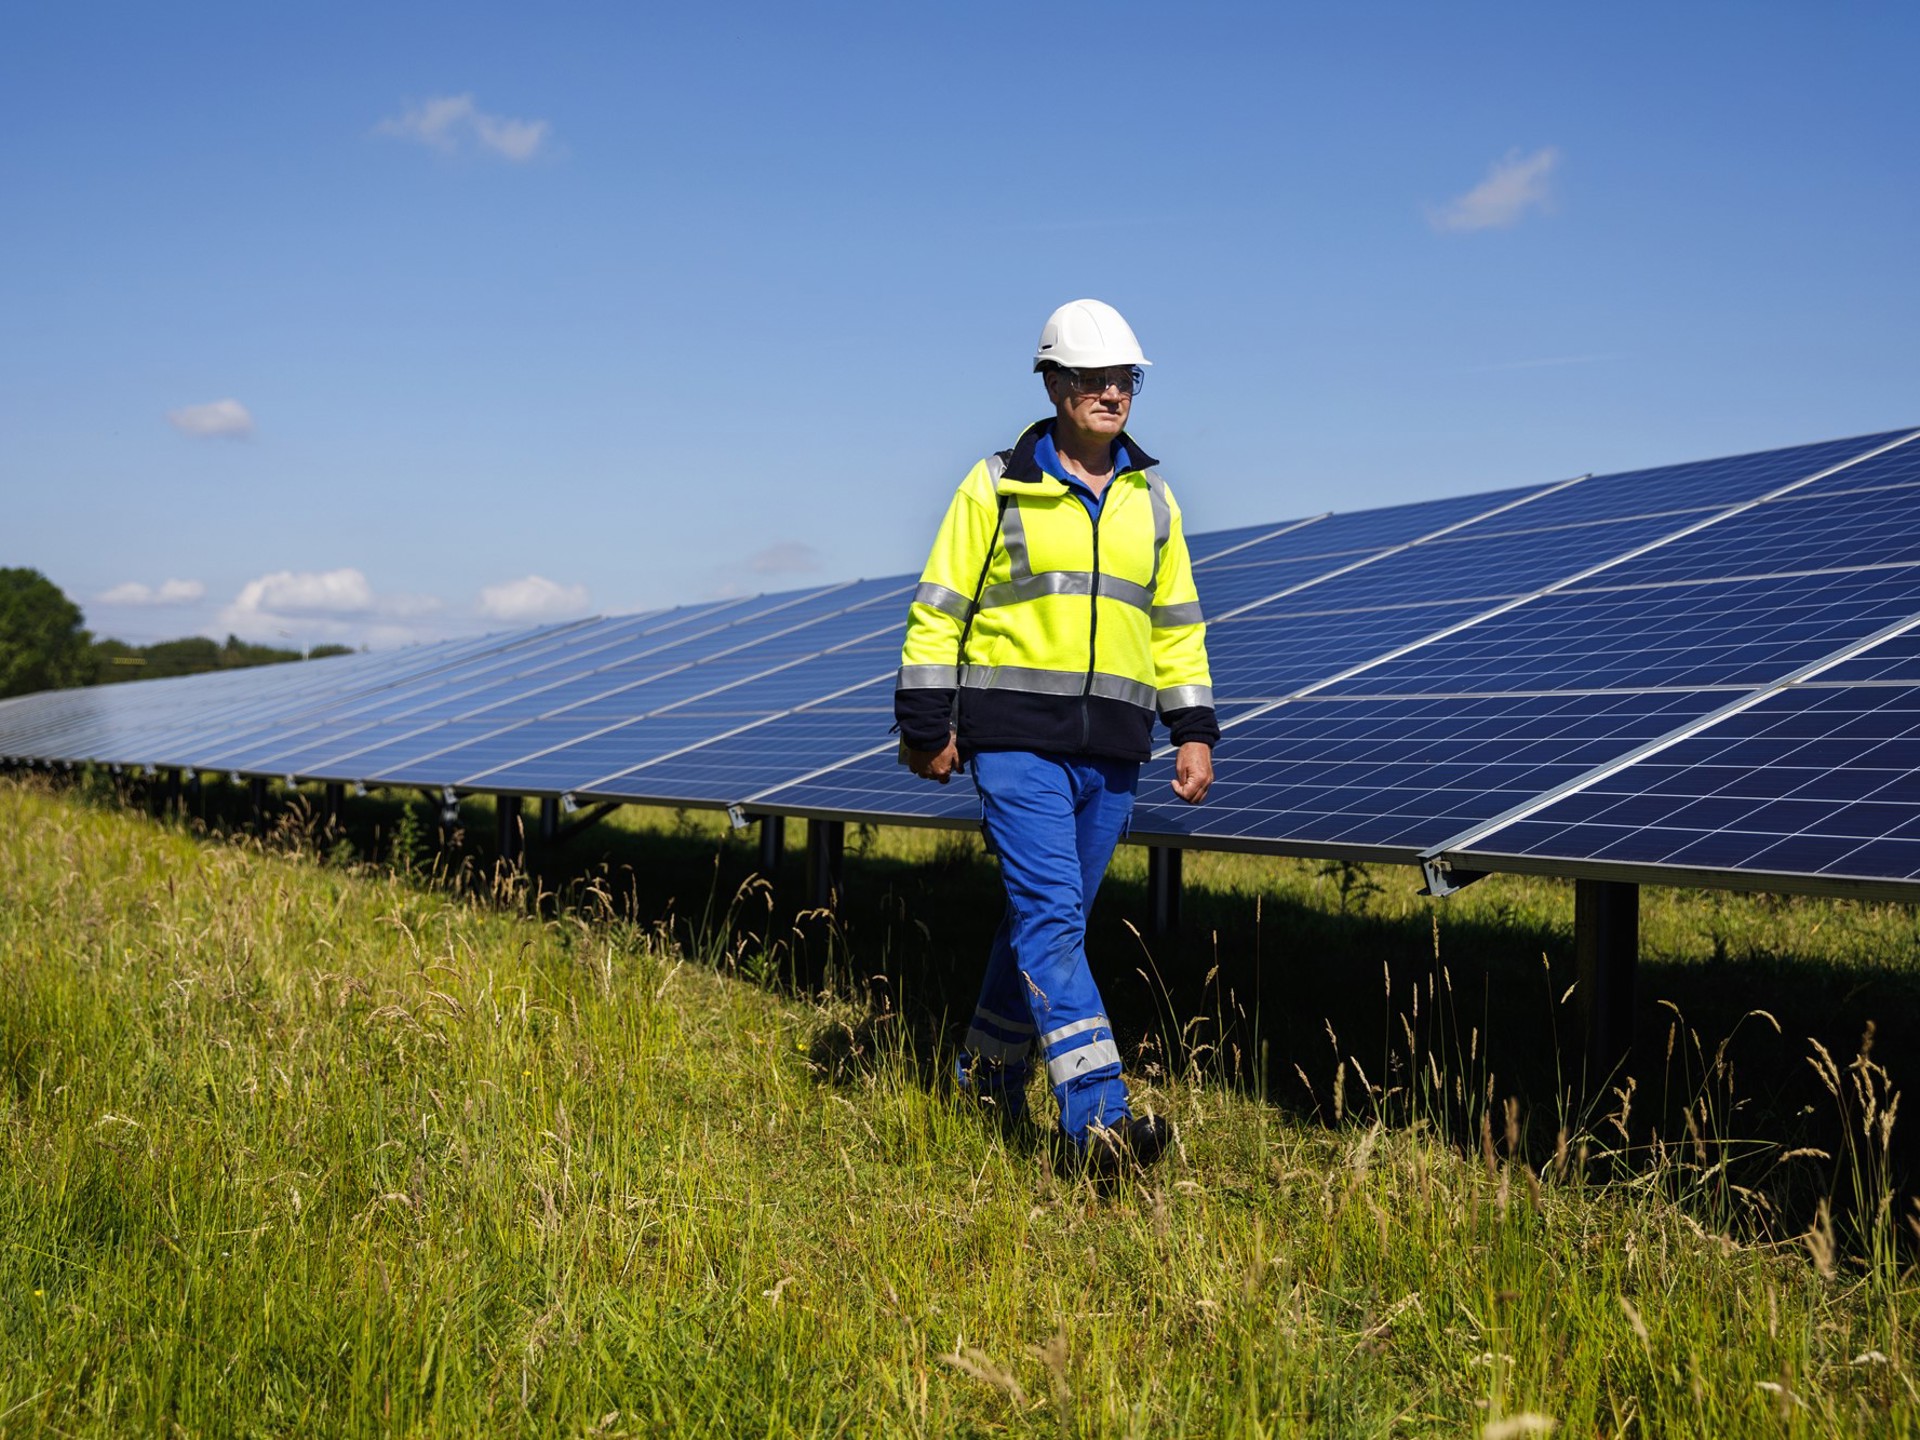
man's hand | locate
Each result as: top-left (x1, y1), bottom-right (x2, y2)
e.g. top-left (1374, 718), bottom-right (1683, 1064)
top-left (906, 735), bottom-right (961, 784)
top-left (1170, 741), bottom-right (1213, 804)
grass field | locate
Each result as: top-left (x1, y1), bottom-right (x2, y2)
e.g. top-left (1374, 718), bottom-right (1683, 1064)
top-left (1, 773), bottom-right (1916, 1435)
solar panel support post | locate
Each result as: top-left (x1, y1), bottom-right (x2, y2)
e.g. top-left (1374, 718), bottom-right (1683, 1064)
top-left (431, 787), bottom-right (460, 845)
top-left (496, 795), bottom-right (524, 867)
top-left (539, 796), bottom-right (560, 844)
top-left (322, 782), bottom-right (344, 835)
top-left (1148, 845), bottom-right (1183, 937)
top-left (556, 801), bottom-right (619, 844)
top-left (1575, 879), bottom-right (1638, 1081)
top-left (164, 768), bottom-right (183, 818)
top-left (806, 819), bottom-right (844, 912)
top-left (758, 815), bottom-right (785, 882)
top-left (248, 775), bottom-right (268, 835)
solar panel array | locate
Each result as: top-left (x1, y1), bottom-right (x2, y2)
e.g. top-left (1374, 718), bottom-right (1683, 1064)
top-left (6, 425), bottom-right (1920, 900)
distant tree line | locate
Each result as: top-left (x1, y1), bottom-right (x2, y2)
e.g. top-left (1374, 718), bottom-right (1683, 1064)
top-left (91, 634), bottom-right (355, 684)
top-left (1, 567), bottom-right (352, 699)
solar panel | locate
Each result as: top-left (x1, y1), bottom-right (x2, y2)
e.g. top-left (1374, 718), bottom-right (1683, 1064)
top-left (1320, 568), bottom-right (1920, 697)
top-left (453, 629), bottom-right (903, 796)
top-left (1129, 688), bottom-right (1728, 858)
top-left (0, 633), bottom-right (519, 771)
top-left (8, 424), bottom-right (1920, 906)
top-left (168, 625), bottom-right (606, 772)
top-left (1185, 516), bottom-right (1326, 564)
top-left (1206, 600), bottom-right (1492, 700)
top-left (1423, 604), bottom-right (1920, 895)
top-left (747, 702), bottom-right (1279, 827)
top-left (583, 680), bottom-right (901, 806)
top-left (1577, 485), bottom-right (1920, 590)
top-left (1271, 512), bottom-right (1704, 612)
top-left (1146, 428), bottom-right (1920, 869)
top-left (1435, 678), bottom-right (1920, 893)
top-left (229, 582), bottom-right (897, 782)
top-left (194, 595), bottom-right (812, 774)
top-left (1456, 429), bottom-right (1916, 530)
top-left (352, 582), bottom-right (909, 792)
top-left (743, 744), bottom-right (985, 826)
top-left (1191, 480), bottom-right (1571, 613)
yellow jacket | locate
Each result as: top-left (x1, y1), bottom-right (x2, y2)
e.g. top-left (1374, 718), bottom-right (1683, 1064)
top-left (895, 420), bottom-right (1217, 762)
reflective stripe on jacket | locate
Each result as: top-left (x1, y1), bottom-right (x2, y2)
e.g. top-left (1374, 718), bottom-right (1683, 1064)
top-left (895, 419), bottom-right (1219, 762)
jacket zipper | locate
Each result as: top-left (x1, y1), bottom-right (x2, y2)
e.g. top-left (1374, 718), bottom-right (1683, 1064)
top-left (1081, 491), bottom-right (1101, 750)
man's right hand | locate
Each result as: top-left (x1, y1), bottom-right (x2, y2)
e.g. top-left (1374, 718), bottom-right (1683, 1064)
top-left (905, 736), bottom-right (960, 784)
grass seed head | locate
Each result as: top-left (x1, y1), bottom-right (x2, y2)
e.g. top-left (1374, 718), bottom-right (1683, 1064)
top-left (1482, 1416), bottom-right (1557, 1439)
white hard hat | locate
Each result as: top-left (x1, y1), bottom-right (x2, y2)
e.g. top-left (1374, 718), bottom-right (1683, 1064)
top-left (1032, 298), bottom-right (1152, 373)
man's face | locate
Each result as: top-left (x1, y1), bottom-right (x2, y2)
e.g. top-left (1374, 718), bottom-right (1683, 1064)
top-left (1047, 366), bottom-right (1136, 439)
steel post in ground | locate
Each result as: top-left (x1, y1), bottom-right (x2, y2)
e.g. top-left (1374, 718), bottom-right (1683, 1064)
top-left (758, 815), bottom-right (785, 881)
top-left (805, 819), bottom-right (844, 912)
top-left (1148, 845), bottom-right (1183, 937)
top-left (1575, 878), bottom-right (1638, 1084)
top-left (496, 795), bottom-right (524, 866)
top-left (539, 796), bottom-right (560, 844)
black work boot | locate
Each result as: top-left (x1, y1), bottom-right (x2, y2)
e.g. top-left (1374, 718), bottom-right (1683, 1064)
top-left (1080, 1114), bottom-right (1171, 1179)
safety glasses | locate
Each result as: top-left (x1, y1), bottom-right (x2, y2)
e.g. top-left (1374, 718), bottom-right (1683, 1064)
top-left (1057, 365), bottom-right (1145, 398)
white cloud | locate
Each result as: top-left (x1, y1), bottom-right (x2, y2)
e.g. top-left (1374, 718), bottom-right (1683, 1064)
top-left (98, 579), bottom-right (206, 606)
top-left (376, 94), bottom-right (551, 162)
top-left (1428, 147), bottom-right (1560, 233)
top-left (478, 575), bottom-right (592, 622)
top-left (234, 569), bottom-right (375, 615)
top-left (749, 541), bottom-right (822, 576)
top-left (218, 568), bottom-right (443, 646)
top-left (167, 398), bottom-right (254, 438)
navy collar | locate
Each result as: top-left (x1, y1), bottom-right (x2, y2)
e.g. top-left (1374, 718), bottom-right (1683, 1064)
top-left (1001, 417), bottom-right (1159, 485)
top-left (1034, 429), bottom-right (1131, 492)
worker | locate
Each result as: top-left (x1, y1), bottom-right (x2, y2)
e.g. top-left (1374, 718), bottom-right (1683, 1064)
top-left (895, 298), bottom-right (1217, 1175)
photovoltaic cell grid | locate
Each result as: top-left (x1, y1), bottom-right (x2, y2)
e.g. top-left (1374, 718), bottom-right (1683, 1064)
top-left (216, 582), bottom-right (901, 784)
top-left (7, 426), bottom-right (1920, 898)
top-left (1445, 675), bottom-right (1920, 891)
top-left (747, 432), bottom-right (1920, 840)
top-left (169, 618), bottom-right (635, 772)
top-left (199, 600), bottom-right (784, 776)
top-left (0, 629), bottom-right (559, 775)
top-left (1129, 689), bottom-right (1727, 854)
top-left (1120, 426), bottom-right (1920, 860)
top-left (1419, 433), bottom-right (1920, 891)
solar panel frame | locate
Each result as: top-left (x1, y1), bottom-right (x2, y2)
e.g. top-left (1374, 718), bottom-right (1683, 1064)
top-left (222, 581), bottom-right (902, 784)
top-left (1423, 611), bottom-right (1920, 898)
top-left (194, 590), bottom-right (846, 776)
top-left (11, 424), bottom-right (1920, 905)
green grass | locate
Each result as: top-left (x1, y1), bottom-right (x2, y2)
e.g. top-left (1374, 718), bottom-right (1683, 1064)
top-left (1, 775), bottom-right (1916, 1435)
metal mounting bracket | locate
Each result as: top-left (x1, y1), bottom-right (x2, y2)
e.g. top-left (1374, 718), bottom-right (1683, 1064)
top-left (1420, 856), bottom-right (1488, 897)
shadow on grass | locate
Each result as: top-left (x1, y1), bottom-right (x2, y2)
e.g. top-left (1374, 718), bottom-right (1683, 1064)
top-left (72, 770), bottom-right (1920, 1241)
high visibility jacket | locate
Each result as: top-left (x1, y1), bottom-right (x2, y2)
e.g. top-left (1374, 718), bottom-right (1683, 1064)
top-left (895, 419), bottom-right (1218, 762)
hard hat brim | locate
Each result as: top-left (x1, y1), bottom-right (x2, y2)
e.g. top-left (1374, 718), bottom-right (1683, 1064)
top-left (1034, 358), bottom-right (1153, 373)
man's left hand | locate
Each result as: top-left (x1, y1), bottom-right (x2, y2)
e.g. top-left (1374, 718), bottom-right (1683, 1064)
top-left (1170, 742), bottom-right (1213, 804)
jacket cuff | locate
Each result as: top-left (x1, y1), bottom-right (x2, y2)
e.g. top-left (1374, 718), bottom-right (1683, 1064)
top-left (1163, 705), bottom-right (1219, 749)
top-left (894, 688), bottom-right (956, 751)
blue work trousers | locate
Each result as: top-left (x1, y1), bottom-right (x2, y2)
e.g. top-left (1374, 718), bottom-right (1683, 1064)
top-left (959, 749), bottom-right (1140, 1142)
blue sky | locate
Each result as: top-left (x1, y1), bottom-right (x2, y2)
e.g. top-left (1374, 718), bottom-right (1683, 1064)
top-left (6, 1), bottom-right (1917, 648)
